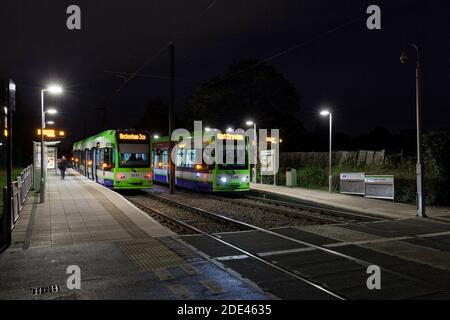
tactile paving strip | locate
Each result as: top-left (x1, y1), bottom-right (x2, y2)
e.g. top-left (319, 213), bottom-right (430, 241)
top-left (118, 238), bottom-right (186, 271)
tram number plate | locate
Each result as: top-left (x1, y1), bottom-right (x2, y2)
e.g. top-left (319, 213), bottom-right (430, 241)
top-left (232, 175), bottom-right (239, 180)
top-left (131, 173), bottom-right (140, 177)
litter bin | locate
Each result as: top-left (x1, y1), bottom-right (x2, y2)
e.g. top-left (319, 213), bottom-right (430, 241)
top-left (286, 168), bottom-right (297, 187)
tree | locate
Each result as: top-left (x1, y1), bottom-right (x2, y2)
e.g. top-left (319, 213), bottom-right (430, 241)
top-left (184, 59), bottom-right (304, 149)
top-left (421, 130), bottom-right (450, 205)
top-left (423, 130), bottom-right (450, 179)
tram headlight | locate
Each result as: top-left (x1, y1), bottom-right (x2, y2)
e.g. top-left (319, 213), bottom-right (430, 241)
top-left (241, 176), bottom-right (249, 182)
top-left (220, 176), bottom-right (227, 183)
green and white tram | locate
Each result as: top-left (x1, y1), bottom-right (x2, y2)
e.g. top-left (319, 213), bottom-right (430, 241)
top-left (72, 129), bottom-right (152, 189)
top-left (152, 131), bottom-right (250, 192)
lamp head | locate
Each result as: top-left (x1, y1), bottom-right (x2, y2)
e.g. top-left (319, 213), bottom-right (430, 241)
top-left (320, 110), bottom-right (331, 116)
top-left (46, 109), bottom-right (58, 115)
top-left (400, 49), bottom-right (408, 64)
top-left (47, 85), bottom-right (63, 94)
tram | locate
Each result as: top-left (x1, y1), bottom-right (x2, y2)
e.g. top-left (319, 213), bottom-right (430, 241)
top-left (152, 131), bottom-right (250, 192)
top-left (72, 129), bottom-right (152, 189)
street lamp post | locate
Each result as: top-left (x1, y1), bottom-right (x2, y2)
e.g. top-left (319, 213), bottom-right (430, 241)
top-left (40, 85), bottom-right (62, 203)
top-left (401, 44), bottom-right (426, 218)
top-left (320, 110), bottom-right (333, 193)
top-left (246, 121), bottom-right (257, 183)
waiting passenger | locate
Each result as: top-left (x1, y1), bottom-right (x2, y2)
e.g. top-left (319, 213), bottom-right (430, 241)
top-left (59, 156), bottom-right (68, 180)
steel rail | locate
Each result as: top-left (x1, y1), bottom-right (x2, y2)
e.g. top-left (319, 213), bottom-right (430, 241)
top-left (206, 194), bottom-right (343, 224)
top-left (245, 194), bottom-right (382, 222)
top-left (127, 197), bottom-right (346, 300)
top-left (141, 193), bottom-right (434, 288)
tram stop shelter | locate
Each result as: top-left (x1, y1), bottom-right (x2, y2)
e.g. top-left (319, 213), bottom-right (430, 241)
top-left (33, 141), bottom-right (60, 191)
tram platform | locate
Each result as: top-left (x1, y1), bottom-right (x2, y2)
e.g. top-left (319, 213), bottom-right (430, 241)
top-left (0, 169), bottom-right (268, 300)
top-left (250, 183), bottom-right (450, 221)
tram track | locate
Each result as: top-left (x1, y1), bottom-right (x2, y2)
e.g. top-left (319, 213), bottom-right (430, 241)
top-left (151, 183), bottom-right (381, 225)
top-left (126, 195), bottom-right (346, 300)
top-left (150, 189), bottom-right (342, 228)
top-left (243, 192), bottom-right (382, 222)
top-left (127, 192), bottom-right (437, 299)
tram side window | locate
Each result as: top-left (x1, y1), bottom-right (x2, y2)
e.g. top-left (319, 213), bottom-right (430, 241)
top-left (176, 149), bottom-right (185, 167)
top-left (176, 149), bottom-right (198, 168)
top-left (153, 152), bottom-right (158, 168)
top-left (186, 149), bottom-right (195, 168)
top-left (99, 148), bottom-right (104, 167)
top-left (99, 148), bottom-right (114, 169)
top-left (95, 149), bottom-right (100, 169)
top-left (85, 149), bottom-right (90, 163)
top-left (162, 150), bottom-right (168, 165)
top-left (154, 149), bottom-right (169, 168)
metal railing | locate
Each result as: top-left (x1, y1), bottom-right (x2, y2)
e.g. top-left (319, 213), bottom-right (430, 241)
top-left (3, 165), bottom-right (34, 229)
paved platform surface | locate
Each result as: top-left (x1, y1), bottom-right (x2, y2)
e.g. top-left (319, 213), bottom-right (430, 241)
top-left (251, 183), bottom-right (450, 220)
top-left (0, 170), bottom-right (268, 300)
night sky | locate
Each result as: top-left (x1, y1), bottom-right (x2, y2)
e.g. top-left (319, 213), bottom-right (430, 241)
top-left (1, 0), bottom-right (449, 155)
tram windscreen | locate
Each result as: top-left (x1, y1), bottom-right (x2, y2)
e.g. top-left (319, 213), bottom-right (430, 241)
top-left (218, 143), bottom-right (248, 170)
top-left (118, 143), bottom-right (150, 168)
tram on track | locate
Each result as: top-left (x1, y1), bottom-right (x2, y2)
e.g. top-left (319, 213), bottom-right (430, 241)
top-left (72, 129), bottom-right (152, 189)
top-left (152, 131), bottom-right (251, 192)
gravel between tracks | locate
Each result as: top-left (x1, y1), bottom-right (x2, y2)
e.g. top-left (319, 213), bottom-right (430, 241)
top-left (128, 196), bottom-right (247, 234)
top-left (156, 192), bottom-right (330, 228)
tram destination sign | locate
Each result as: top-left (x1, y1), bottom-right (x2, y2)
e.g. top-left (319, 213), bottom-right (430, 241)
top-left (118, 132), bottom-right (148, 141)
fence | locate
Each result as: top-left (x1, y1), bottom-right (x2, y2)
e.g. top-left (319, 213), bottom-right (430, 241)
top-left (3, 165), bottom-right (34, 230)
top-left (279, 150), bottom-right (386, 168)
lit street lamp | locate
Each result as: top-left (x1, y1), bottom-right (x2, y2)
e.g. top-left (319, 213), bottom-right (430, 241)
top-left (320, 110), bottom-right (333, 193)
top-left (400, 44), bottom-right (426, 218)
top-left (40, 85), bottom-right (63, 203)
top-left (46, 108), bottom-right (58, 115)
top-left (46, 121), bottom-right (55, 125)
top-left (246, 120), bottom-right (258, 183)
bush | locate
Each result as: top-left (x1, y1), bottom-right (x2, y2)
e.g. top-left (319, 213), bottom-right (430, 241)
top-left (297, 166), bottom-right (328, 190)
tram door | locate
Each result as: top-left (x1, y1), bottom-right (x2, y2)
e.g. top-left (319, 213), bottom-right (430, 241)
top-left (89, 149), bottom-right (95, 180)
top-left (94, 148), bottom-right (100, 182)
